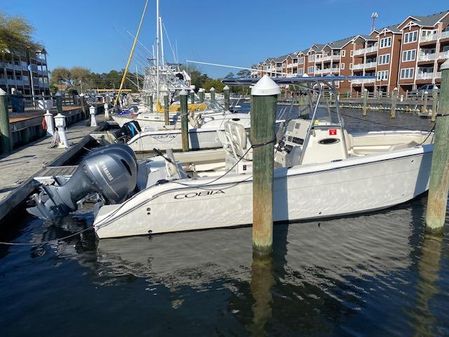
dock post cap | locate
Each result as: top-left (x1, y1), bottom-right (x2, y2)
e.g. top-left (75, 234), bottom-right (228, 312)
top-left (224, 85), bottom-right (230, 90)
top-left (179, 89), bottom-right (188, 96)
top-left (210, 87), bottom-right (215, 92)
top-left (251, 75), bottom-right (280, 96)
top-left (0, 88), bottom-right (6, 95)
top-left (55, 92), bottom-right (62, 97)
top-left (364, 88), bottom-right (368, 92)
top-left (199, 88), bottom-right (205, 92)
top-left (441, 59), bottom-right (449, 70)
top-left (190, 85), bottom-right (196, 90)
top-left (393, 87), bottom-right (398, 91)
top-left (433, 85), bottom-right (439, 90)
top-left (302, 74), bottom-right (309, 77)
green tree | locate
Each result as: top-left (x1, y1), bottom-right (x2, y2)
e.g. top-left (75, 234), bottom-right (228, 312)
top-left (50, 67), bottom-right (72, 86)
top-left (70, 66), bottom-right (91, 92)
top-left (0, 12), bottom-right (41, 53)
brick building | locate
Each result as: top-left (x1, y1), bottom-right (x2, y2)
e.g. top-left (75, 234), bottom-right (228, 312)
top-left (253, 10), bottom-right (449, 96)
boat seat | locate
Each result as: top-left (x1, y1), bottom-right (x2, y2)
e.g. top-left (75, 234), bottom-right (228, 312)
top-left (223, 121), bottom-right (252, 160)
top-left (165, 149), bottom-right (188, 180)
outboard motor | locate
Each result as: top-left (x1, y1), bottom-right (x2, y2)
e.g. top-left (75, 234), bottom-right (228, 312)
top-left (113, 120), bottom-right (141, 143)
top-left (27, 144), bottom-right (138, 221)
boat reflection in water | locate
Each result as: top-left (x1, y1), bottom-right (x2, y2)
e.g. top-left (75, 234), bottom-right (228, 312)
top-left (59, 197), bottom-right (441, 336)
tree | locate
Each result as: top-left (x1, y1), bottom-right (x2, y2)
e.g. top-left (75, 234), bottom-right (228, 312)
top-left (0, 12), bottom-right (41, 53)
top-left (70, 67), bottom-right (91, 92)
top-left (50, 67), bottom-right (71, 86)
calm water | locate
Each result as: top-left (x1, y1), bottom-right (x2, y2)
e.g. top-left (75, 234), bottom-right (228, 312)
top-left (1, 109), bottom-right (448, 337)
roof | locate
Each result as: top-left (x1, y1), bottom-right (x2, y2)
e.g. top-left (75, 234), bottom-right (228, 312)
top-left (328, 35), bottom-right (355, 49)
top-left (399, 10), bottom-right (449, 28)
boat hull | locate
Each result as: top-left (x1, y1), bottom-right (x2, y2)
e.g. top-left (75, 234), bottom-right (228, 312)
top-left (94, 146), bottom-right (432, 238)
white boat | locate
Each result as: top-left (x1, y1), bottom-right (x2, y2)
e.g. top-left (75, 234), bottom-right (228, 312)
top-left (27, 76), bottom-right (434, 239)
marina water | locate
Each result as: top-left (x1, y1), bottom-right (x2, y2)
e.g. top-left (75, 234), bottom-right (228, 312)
top-left (1, 109), bottom-right (449, 337)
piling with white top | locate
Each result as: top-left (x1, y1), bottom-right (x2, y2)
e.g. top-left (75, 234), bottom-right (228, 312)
top-left (0, 89), bottom-right (10, 154)
top-left (180, 90), bottom-right (189, 152)
top-left (251, 75), bottom-right (280, 257)
top-left (104, 103), bottom-right (110, 120)
top-left (44, 110), bottom-right (55, 136)
top-left (362, 89), bottom-right (368, 116)
top-left (210, 87), bottom-right (216, 103)
top-left (224, 85), bottom-right (230, 111)
top-left (198, 88), bottom-right (205, 103)
top-left (189, 90), bottom-right (195, 105)
top-left (425, 60), bottom-right (449, 235)
top-left (54, 113), bottom-right (69, 148)
top-left (89, 105), bottom-right (97, 127)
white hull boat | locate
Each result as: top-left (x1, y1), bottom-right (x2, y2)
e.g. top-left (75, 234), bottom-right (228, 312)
top-left (27, 76), bottom-right (435, 239)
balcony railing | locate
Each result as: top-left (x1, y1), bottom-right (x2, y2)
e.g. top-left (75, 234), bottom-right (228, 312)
top-left (320, 54), bottom-right (341, 62)
top-left (416, 72), bottom-right (435, 80)
top-left (352, 62), bottom-right (377, 70)
top-left (418, 52), bottom-right (438, 61)
top-left (353, 45), bottom-right (378, 56)
top-left (315, 67), bottom-right (340, 74)
top-left (441, 31), bottom-right (449, 40)
top-left (420, 34), bottom-right (438, 43)
top-left (440, 50), bottom-right (449, 60)
top-left (351, 78), bottom-right (375, 84)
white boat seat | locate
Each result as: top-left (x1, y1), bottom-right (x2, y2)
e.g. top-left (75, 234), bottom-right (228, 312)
top-left (223, 121), bottom-right (253, 160)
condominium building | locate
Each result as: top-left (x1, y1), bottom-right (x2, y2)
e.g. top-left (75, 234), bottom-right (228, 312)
top-left (0, 48), bottom-right (50, 100)
top-left (253, 10), bottom-right (449, 96)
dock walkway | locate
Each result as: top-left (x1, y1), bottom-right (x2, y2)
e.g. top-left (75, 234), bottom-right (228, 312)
top-left (0, 116), bottom-right (105, 222)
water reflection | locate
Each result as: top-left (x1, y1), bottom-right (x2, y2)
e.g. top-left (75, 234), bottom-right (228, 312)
top-left (411, 233), bottom-right (443, 337)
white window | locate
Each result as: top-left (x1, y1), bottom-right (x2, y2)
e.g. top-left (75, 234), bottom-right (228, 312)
top-left (400, 68), bottom-right (414, 79)
top-left (376, 70), bottom-right (389, 81)
top-left (378, 54), bottom-right (390, 65)
top-left (404, 31), bottom-right (418, 44)
top-left (340, 63), bottom-right (345, 70)
top-left (349, 63), bottom-right (352, 70)
top-left (341, 50), bottom-right (346, 57)
top-left (380, 37), bottom-right (392, 48)
top-left (421, 30), bottom-right (437, 38)
top-left (402, 49), bottom-right (416, 62)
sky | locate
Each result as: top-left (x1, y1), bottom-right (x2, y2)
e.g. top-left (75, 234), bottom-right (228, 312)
top-left (2, 0), bottom-right (448, 78)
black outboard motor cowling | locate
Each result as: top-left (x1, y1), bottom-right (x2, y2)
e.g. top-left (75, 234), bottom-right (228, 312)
top-left (27, 144), bottom-right (138, 221)
top-left (112, 120), bottom-right (141, 142)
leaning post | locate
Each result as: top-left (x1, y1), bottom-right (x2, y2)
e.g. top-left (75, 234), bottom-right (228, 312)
top-left (431, 86), bottom-right (439, 123)
top-left (362, 89), bottom-right (368, 116)
top-left (251, 75), bottom-right (280, 257)
top-left (210, 87), bottom-right (216, 103)
top-left (223, 85), bottom-right (230, 111)
top-left (163, 94), bottom-right (170, 126)
top-left (425, 60), bottom-right (449, 235)
top-left (390, 87), bottom-right (398, 119)
top-left (180, 90), bottom-right (189, 152)
top-left (0, 89), bottom-right (11, 154)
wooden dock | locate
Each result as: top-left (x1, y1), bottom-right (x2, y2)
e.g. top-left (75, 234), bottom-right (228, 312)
top-left (0, 115), bottom-right (105, 224)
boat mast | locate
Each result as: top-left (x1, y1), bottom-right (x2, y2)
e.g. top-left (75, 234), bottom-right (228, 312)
top-left (159, 17), bottom-right (165, 67)
top-left (156, 0), bottom-right (160, 104)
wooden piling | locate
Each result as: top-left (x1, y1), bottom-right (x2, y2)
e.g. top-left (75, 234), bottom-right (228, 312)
top-left (149, 95), bottom-right (154, 113)
top-left (425, 60), bottom-right (449, 235)
top-left (422, 91), bottom-right (429, 115)
top-left (210, 87), bottom-right (216, 103)
top-left (180, 90), bottom-right (189, 152)
top-left (362, 89), bottom-right (368, 116)
top-left (223, 85), bottom-right (230, 111)
top-left (431, 86), bottom-right (439, 123)
top-left (55, 92), bottom-right (63, 114)
top-left (390, 87), bottom-right (398, 119)
top-left (251, 75), bottom-right (280, 256)
top-left (198, 88), bottom-right (205, 103)
top-left (189, 90), bottom-right (195, 104)
top-left (163, 94), bottom-right (169, 126)
top-left (0, 89), bottom-right (11, 154)
top-left (80, 95), bottom-right (87, 119)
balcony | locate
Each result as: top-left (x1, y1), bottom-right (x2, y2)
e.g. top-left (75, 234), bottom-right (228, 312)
top-left (351, 78), bottom-right (375, 85)
top-left (418, 52), bottom-right (437, 62)
top-left (440, 50), bottom-right (449, 60)
top-left (315, 67), bottom-right (340, 74)
top-left (352, 62), bottom-right (377, 70)
top-left (353, 45), bottom-right (378, 56)
top-left (321, 54), bottom-right (341, 62)
top-left (420, 33), bottom-right (438, 43)
top-left (416, 72), bottom-right (436, 80)
top-left (441, 31), bottom-right (449, 40)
